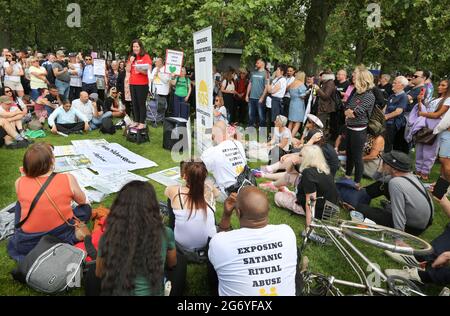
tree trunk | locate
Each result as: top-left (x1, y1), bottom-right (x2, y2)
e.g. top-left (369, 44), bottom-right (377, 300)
top-left (301, 0), bottom-right (339, 75)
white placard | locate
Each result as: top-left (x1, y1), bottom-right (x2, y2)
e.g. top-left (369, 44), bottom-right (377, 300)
top-left (165, 49), bottom-right (184, 76)
top-left (93, 59), bottom-right (106, 76)
top-left (53, 145), bottom-right (76, 157)
top-left (193, 26), bottom-right (214, 155)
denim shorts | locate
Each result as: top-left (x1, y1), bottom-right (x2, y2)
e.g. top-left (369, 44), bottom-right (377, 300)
top-left (439, 131), bottom-right (450, 158)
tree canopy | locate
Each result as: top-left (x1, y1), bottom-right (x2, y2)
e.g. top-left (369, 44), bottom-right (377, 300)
top-left (0, 0), bottom-right (449, 78)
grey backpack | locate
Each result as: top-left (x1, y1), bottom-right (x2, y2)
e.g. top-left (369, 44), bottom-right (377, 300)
top-left (13, 235), bottom-right (86, 294)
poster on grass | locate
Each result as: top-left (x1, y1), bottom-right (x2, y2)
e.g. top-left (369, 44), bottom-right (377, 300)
top-left (193, 26), bottom-right (214, 155)
top-left (165, 49), bottom-right (184, 76)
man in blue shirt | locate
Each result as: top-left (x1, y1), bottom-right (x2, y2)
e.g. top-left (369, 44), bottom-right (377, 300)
top-left (48, 100), bottom-right (89, 134)
top-left (246, 59), bottom-right (268, 128)
top-left (82, 55), bottom-right (98, 95)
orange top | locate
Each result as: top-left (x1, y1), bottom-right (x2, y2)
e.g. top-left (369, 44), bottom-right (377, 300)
top-left (17, 174), bottom-right (74, 233)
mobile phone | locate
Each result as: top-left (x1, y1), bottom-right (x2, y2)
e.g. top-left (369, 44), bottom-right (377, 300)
top-left (433, 177), bottom-right (450, 200)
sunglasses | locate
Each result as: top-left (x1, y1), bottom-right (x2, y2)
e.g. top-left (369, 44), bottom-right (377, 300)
top-left (4, 90), bottom-right (12, 93)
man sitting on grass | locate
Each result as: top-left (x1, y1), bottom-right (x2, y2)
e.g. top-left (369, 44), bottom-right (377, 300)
top-left (72, 91), bottom-right (112, 130)
top-left (0, 117), bottom-right (31, 149)
top-left (0, 95), bottom-right (26, 138)
top-left (208, 187), bottom-right (298, 296)
top-left (48, 100), bottom-right (89, 135)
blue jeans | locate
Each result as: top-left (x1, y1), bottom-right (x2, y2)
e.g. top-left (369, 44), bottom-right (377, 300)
top-left (30, 89), bottom-right (40, 101)
top-left (248, 98), bottom-right (266, 127)
top-left (55, 79), bottom-right (70, 101)
top-left (173, 95), bottom-right (189, 120)
top-left (89, 111), bottom-right (113, 130)
top-left (7, 202), bottom-right (92, 262)
top-left (271, 97), bottom-right (282, 122)
top-left (45, 105), bottom-right (55, 117)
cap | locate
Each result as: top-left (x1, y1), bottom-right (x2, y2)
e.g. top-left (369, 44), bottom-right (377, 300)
top-left (89, 93), bottom-right (99, 102)
top-left (306, 114), bottom-right (324, 129)
top-left (381, 151), bottom-right (411, 173)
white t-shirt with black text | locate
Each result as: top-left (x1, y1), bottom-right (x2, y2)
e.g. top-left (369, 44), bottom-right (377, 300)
top-left (201, 140), bottom-right (246, 192)
top-left (208, 224), bottom-right (297, 296)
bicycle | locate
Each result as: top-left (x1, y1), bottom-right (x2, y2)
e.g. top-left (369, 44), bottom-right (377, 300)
top-left (298, 198), bottom-right (433, 296)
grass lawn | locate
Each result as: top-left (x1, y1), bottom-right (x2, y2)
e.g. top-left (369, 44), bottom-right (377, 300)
top-left (0, 125), bottom-right (448, 296)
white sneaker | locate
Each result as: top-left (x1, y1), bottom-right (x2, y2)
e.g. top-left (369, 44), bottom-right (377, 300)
top-left (384, 267), bottom-right (423, 284)
top-left (384, 250), bottom-right (423, 269)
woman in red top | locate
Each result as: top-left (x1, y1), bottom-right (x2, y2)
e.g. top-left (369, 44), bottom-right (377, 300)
top-left (7, 143), bottom-right (92, 262)
top-left (234, 68), bottom-right (249, 125)
top-left (128, 39), bottom-right (152, 129)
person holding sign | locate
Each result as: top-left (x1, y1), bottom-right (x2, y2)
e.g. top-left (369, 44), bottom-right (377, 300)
top-left (128, 39), bottom-right (152, 129)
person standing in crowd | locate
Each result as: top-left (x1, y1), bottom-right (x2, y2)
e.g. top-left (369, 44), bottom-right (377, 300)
top-left (287, 71), bottom-right (307, 138)
top-left (8, 143), bottom-right (92, 262)
top-left (52, 51), bottom-right (71, 101)
top-left (18, 50), bottom-right (31, 96)
top-left (208, 187), bottom-right (297, 296)
top-left (107, 60), bottom-right (119, 91)
top-left (150, 57), bottom-right (170, 119)
top-left (170, 67), bottom-right (192, 121)
top-left (415, 79), bottom-right (450, 181)
top-left (425, 73), bottom-right (434, 105)
top-left (117, 60), bottom-right (127, 109)
top-left (246, 58), bottom-right (268, 128)
top-left (128, 40), bottom-right (152, 129)
top-left (234, 68), bottom-right (248, 125)
top-left (283, 66), bottom-right (296, 117)
top-left (220, 71), bottom-right (237, 124)
top-left (384, 76), bottom-right (409, 153)
top-left (82, 55), bottom-right (97, 96)
top-left (313, 70), bottom-right (336, 140)
top-left (85, 181), bottom-right (186, 296)
top-left (42, 53), bottom-right (56, 85)
top-left (357, 151), bottom-right (433, 236)
top-left (124, 58), bottom-right (133, 117)
top-left (3, 52), bottom-right (24, 97)
top-left (28, 57), bottom-right (48, 101)
top-left (344, 65), bottom-right (375, 189)
top-left (267, 65), bottom-right (287, 126)
top-left (335, 69), bottom-right (351, 131)
top-left (213, 95), bottom-right (227, 125)
top-left (68, 53), bottom-right (83, 102)
top-left (378, 74), bottom-right (393, 102)
top-left (48, 100), bottom-right (89, 135)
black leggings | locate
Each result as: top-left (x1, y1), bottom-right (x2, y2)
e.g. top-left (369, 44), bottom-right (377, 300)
top-left (345, 128), bottom-right (367, 183)
top-left (130, 84), bottom-right (149, 124)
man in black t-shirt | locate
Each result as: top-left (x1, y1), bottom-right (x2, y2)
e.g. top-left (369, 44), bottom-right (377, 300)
top-left (44, 85), bottom-right (62, 116)
top-left (378, 74), bottom-right (393, 103)
top-left (334, 70), bottom-right (351, 135)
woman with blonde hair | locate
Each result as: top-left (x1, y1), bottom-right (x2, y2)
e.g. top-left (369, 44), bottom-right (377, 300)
top-left (274, 145), bottom-right (338, 226)
top-left (287, 71), bottom-right (307, 137)
top-left (344, 65), bottom-right (376, 189)
top-left (213, 95), bottom-right (227, 124)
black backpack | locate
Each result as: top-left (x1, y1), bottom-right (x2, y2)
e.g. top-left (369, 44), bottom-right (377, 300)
top-left (100, 117), bottom-right (116, 135)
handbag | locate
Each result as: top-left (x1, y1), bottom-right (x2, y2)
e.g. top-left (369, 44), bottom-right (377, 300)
top-left (225, 142), bottom-right (256, 195)
top-left (413, 127), bottom-right (437, 145)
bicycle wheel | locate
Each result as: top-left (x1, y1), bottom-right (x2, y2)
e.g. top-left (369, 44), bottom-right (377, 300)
top-left (340, 221), bottom-right (433, 256)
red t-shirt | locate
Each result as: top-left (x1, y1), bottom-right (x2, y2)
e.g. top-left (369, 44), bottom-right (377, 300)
top-left (129, 54), bottom-right (152, 86)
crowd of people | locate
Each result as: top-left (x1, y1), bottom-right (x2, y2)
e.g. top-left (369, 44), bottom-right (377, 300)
top-left (2, 41), bottom-right (450, 295)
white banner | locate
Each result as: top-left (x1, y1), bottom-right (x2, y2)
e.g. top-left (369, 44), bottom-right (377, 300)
top-left (193, 26), bottom-right (214, 155)
top-left (93, 59), bottom-right (106, 76)
top-left (75, 142), bottom-right (158, 172)
top-left (165, 49), bottom-right (184, 76)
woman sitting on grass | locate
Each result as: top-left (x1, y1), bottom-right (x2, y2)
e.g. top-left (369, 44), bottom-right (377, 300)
top-left (87, 181), bottom-right (186, 296)
top-left (274, 145), bottom-right (338, 225)
top-left (165, 161), bottom-right (216, 257)
top-left (8, 143), bottom-right (92, 262)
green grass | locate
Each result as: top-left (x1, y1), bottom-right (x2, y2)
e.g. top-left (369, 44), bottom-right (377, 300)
top-left (0, 126), bottom-right (448, 296)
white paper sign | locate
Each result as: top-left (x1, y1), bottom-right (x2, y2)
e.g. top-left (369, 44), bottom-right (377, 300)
top-left (93, 59), bottom-right (106, 76)
top-left (193, 26), bottom-right (214, 155)
top-left (165, 49), bottom-right (184, 76)
top-left (147, 167), bottom-right (183, 187)
top-left (75, 142), bottom-right (158, 172)
top-left (53, 145), bottom-right (76, 157)
top-left (90, 170), bottom-right (149, 194)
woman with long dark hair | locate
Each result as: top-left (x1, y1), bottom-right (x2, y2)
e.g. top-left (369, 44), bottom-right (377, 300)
top-left (165, 161), bottom-right (216, 253)
top-left (91, 181), bottom-right (185, 296)
top-left (128, 40), bottom-right (152, 129)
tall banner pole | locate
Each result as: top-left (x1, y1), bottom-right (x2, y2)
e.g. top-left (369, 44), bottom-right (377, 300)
top-left (193, 26), bottom-right (214, 155)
